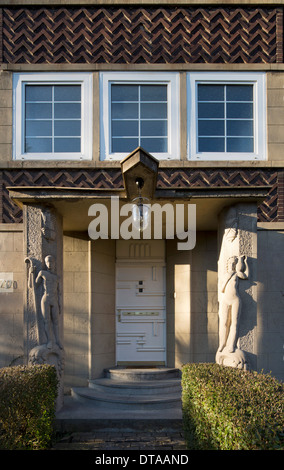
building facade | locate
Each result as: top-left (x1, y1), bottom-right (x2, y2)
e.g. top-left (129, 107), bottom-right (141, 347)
top-left (0, 1), bottom-right (283, 402)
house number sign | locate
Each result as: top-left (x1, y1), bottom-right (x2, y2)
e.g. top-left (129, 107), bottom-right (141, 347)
top-left (0, 273), bottom-right (17, 292)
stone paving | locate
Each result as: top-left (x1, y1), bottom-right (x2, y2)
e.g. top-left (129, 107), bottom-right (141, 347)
top-left (53, 428), bottom-right (187, 450)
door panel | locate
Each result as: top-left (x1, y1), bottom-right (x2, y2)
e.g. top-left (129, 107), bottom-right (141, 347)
top-left (116, 264), bottom-right (166, 364)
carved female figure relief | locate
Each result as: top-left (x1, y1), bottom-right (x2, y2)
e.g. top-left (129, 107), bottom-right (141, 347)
top-left (218, 255), bottom-right (249, 354)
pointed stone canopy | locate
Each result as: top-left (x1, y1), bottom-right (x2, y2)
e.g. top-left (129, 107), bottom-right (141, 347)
top-left (120, 147), bottom-right (159, 200)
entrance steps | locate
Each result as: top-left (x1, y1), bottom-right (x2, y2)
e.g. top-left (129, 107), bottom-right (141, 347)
top-left (71, 367), bottom-right (182, 411)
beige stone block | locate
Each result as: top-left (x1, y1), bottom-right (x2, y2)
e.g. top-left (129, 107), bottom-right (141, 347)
top-left (0, 72), bottom-right (12, 90)
top-left (91, 292), bottom-right (115, 315)
top-left (13, 232), bottom-right (23, 252)
top-left (0, 107), bottom-right (12, 125)
top-left (0, 143), bottom-right (12, 161)
top-left (92, 333), bottom-right (115, 354)
top-left (174, 265), bottom-right (190, 293)
top-left (64, 292), bottom-right (89, 315)
top-left (0, 232), bottom-right (14, 251)
top-left (91, 352), bottom-right (115, 378)
top-left (63, 234), bottom-right (74, 252)
top-left (91, 239), bottom-right (115, 257)
top-left (267, 88), bottom-right (284, 107)
top-left (175, 291), bottom-right (190, 313)
top-left (63, 314), bottom-right (74, 335)
top-left (268, 107), bottom-right (284, 125)
top-left (73, 313), bottom-right (89, 335)
top-left (63, 251), bottom-right (88, 272)
top-left (73, 236), bottom-right (89, 252)
top-left (0, 126), bottom-right (12, 144)
top-left (72, 354), bottom-right (89, 376)
top-left (267, 143), bottom-right (284, 161)
top-left (91, 272), bottom-right (115, 294)
top-left (267, 73), bottom-right (284, 89)
top-left (91, 251), bottom-right (115, 275)
top-left (91, 312), bottom-right (115, 334)
top-left (175, 311), bottom-right (191, 334)
top-left (64, 271), bottom-right (74, 293)
top-left (207, 269), bottom-right (217, 292)
top-left (0, 90), bottom-right (12, 108)
top-left (74, 271), bottom-right (89, 293)
top-left (0, 292), bottom-right (23, 315)
top-left (268, 125), bottom-right (284, 143)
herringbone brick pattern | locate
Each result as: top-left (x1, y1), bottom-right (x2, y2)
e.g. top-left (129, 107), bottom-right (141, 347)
top-left (1, 168), bottom-right (279, 224)
top-left (2, 7), bottom-right (282, 64)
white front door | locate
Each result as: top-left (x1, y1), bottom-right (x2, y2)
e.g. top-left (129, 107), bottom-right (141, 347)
top-left (116, 261), bottom-right (166, 365)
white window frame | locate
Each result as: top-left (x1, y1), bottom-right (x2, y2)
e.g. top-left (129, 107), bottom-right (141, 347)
top-left (100, 72), bottom-right (180, 161)
top-left (13, 72), bottom-right (93, 161)
top-left (187, 72), bottom-right (267, 161)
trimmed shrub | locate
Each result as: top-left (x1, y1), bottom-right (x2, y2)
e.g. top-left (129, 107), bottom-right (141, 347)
top-left (0, 364), bottom-right (58, 450)
top-left (182, 363), bottom-right (284, 450)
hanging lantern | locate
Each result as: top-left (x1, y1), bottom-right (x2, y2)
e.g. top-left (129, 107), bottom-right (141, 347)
top-left (131, 177), bottom-right (150, 232)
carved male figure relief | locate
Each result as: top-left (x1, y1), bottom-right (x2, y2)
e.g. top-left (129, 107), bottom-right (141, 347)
top-left (35, 255), bottom-right (62, 350)
top-left (218, 255), bottom-right (249, 354)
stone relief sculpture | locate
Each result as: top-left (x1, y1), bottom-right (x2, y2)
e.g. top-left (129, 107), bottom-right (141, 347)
top-left (34, 255), bottom-right (63, 350)
top-left (25, 254), bottom-right (64, 408)
top-left (41, 207), bottom-right (56, 241)
top-left (217, 255), bottom-right (249, 354)
top-left (216, 205), bottom-right (250, 371)
top-left (26, 255), bottom-right (62, 350)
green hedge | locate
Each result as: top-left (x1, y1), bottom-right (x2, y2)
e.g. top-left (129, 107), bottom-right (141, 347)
top-left (0, 364), bottom-right (58, 450)
top-left (182, 363), bottom-right (284, 450)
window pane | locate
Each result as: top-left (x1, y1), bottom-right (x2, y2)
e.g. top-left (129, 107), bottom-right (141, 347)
top-left (227, 120), bottom-right (253, 137)
top-left (112, 120), bottom-right (138, 137)
top-left (26, 103), bottom-right (52, 119)
top-left (227, 138), bottom-right (254, 152)
top-left (198, 103), bottom-right (224, 119)
top-left (198, 137), bottom-right (225, 152)
top-left (227, 103), bottom-right (253, 119)
top-left (54, 120), bottom-right (81, 137)
top-left (226, 85), bottom-right (253, 102)
top-left (140, 85), bottom-right (167, 102)
top-left (112, 138), bottom-right (139, 152)
top-left (25, 85), bottom-right (52, 102)
top-left (54, 103), bottom-right (81, 119)
top-left (25, 138), bottom-right (52, 153)
top-left (141, 120), bottom-right (167, 137)
top-left (111, 85), bottom-right (138, 102)
top-left (198, 85), bottom-right (224, 102)
top-left (54, 85), bottom-right (81, 102)
top-left (198, 120), bottom-right (224, 136)
top-left (54, 138), bottom-right (81, 152)
top-left (25, 120), bottom-right (52, 137)
top-left (141, 103), bottom-right (167, 119)
top-left (141, 138), bottom-right (167, 153)
top-left (111, 103), bottom-right (138, 119)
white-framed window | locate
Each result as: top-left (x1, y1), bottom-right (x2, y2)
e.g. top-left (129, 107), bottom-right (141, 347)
top-left (13, 72), bottom-right (93, 160)
top-left (100, 72), bottom-right (180, 160)
top-left (187, 72), bottom-right (267, 161)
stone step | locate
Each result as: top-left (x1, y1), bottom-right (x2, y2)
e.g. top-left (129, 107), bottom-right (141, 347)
top-left (88, 377), bottom-right (181, 395)
top-left (70, 367), bottom-right (182, 410)
top-left (105, 367), bottom-right (181, 381)
top-left (71, 387), bottom-right (181, 410)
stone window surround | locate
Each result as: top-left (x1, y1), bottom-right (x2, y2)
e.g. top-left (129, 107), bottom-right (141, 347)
top-left (187, 71), bottom-right (267, 162)
top-left (12, 72), bottom-right (93, 161)
top-left (99, 71), bottom-right (180, 161)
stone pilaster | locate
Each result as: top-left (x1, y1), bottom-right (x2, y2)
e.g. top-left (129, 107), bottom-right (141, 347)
top-left (23, 203), bottom-right (64, 409)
